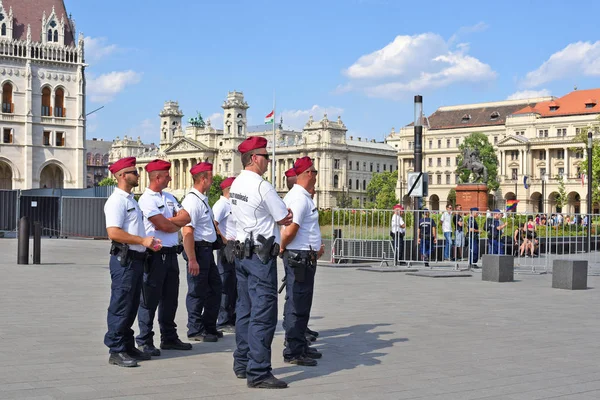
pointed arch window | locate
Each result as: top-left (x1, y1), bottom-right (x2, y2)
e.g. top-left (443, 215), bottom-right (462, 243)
top-left (2, 82), bottom-right (12, 113)
top-left (47, 29), bottom-right (53, 42)
top-left (1, 24), bottom-right (5, 36)
top-left (42, 87), bottom-right (51, 116)
top-left (55, 88), bottom-right (65, 117)
top-left (237, 124), bottom-right (242, 135)
top-left (53, 30), bottom-right (58, 43)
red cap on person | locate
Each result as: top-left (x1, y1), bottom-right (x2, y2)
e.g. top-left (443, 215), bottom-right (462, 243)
top-left (284, 168), bottom-right (297, 178)
top-left (145, 159), bottom-right (171, 173)
top-left (293, 156), bottom-right (313, 175)
top-left (238, 136), bottom-right (268, 154)
top-left (190, 162), bottom-right (213, 175)
top-left (109, 157), bottom-right (136, 174)
top-left (393, 204), bottom-right (404, 210)
top-left (220, 176), bottom-right (235, 190)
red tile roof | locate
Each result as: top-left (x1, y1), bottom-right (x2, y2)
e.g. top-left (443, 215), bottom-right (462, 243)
top-left (513, 88), bottom-right (600, 118)
top-left (7, 0), bottom-right (75, 46)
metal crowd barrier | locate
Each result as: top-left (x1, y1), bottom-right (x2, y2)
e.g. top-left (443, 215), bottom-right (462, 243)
top-left (329, 208), bottom-right (600, 274)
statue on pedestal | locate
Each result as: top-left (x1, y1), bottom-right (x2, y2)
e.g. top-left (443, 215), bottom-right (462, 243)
top-left (461, 147), bottom-right (488, 182)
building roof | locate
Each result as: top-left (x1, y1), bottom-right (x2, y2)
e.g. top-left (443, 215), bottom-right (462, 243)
top-left (8, 0), bottom-right (75, 46)
top-left (422, 101), bottom-right (539, 130)
top-left (347, 139), bottom-right (396, 152)
top-left (512, 88), bottom-right (600, 118)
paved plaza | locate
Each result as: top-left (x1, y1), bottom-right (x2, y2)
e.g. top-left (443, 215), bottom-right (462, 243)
top-left (1, 238), bottom-right (600, 399)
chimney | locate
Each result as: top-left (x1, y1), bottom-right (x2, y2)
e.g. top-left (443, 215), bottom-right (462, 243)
top-left (349, 136), bottom-right (353, 140)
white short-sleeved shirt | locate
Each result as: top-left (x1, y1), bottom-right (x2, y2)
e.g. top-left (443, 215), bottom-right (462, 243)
top-left (391, 214), bottom-right (406, 234)
top-left (138, 188), bottom-right (183, 247)
top-left (441, 211), bottom-right (452, 233)
top-left (230, 169), bottom-right (289, 245)
top-left (181, 188), bottom-right (217, 242)
top-left (283, 184), bottom-right (321, 250)
top-left (104, 187), bottom-right (146, 253)
top-left (213, 195), bottom-right (237, 240)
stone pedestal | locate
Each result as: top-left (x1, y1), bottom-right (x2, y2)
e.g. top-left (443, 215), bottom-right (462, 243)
top-left (482, 255), bottom-right (514, 282)
top-left (455, 184), bottom-right (488, 212)
top-left (552, 260), bottom-right (588, 290)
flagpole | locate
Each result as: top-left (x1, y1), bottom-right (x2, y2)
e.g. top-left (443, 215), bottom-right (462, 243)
top-left (272, 91), bottom-right (276, 186)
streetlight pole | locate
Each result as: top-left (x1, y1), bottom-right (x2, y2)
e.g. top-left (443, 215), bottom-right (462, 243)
top-left (541, 174), bottom-right (546, 214)
top-left (413, 95), bottom-right (423, 261)
top-left (587, 130), bottom-right (593, 252)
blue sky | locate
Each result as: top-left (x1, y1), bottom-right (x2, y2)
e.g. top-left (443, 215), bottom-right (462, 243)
top-left (67, 0), bottom-right (600, 144)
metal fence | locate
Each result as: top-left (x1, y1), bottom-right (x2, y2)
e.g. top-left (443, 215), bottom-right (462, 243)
top-left (0, 189), bottom-right (18, 231)
top-left (60, 197), bottom-right (108, 238)
top-left (329, 208), bottom-right (600, 274)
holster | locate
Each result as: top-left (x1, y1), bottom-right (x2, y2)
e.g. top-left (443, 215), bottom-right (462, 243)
top-left (223, 240), bottom-right (236, 264)
top-left (256, 234), bottom-right (280, 264)
top-left (285, 250), bottom-right (316, 283)
top-left (110, 241), bottom-right (130, 267)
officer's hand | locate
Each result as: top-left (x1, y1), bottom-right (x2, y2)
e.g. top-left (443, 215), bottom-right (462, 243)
top-left (417, 238), bottom-right (421, 244)
top-left (278, 209), bottom-right (293, 226)
top-left (188, 259), bottom-right (200, 276)
top-left (142, 236), bottom-right (162, 251)
top-left (317, 244), bottom-right (325, 259)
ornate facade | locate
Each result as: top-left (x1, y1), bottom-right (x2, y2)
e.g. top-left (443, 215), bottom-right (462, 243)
top-left (109, 92), bottom-right (398, 208)
top-left (0, 0), bottom-right (86, 189)
top-left (386, 88), bottom-right (600, 214)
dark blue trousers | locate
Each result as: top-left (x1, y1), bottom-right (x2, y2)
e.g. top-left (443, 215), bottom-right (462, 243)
top-left (104, 255), bottom-right (144, 353)
top-left (185, 246), bottom-right (222, 337)
top-left (469, 238), bottom-right (479, 264)
top-left (488, 239), bottom-right (505, 255)
top-left (136, 251), bottom-right (180, 346)
top-left (216, 248), bottom-right (237, 328)
top-left (282, 252), bottom-right (316, 359)
top-left (233, 255), bottom-right (278, 384)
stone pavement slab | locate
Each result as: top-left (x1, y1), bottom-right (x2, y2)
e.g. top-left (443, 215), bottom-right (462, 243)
top-left (1, 238), bottom-right (600, 399)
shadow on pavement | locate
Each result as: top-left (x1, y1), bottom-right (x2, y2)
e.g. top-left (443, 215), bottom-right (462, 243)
top-left (273, 323), bottom-right (407, 383)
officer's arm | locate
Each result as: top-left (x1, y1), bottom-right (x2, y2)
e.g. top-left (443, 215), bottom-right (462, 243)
top-left (182, 226), bottom-right (196, 261)
top-left (106, 227), bottom-right (154, 248)
top-left (280, 223), bottom-right (300, 251)
top-left (169, 209), bottom-right (191, 227)
top-left (149, 214), bottom-right (183, 233)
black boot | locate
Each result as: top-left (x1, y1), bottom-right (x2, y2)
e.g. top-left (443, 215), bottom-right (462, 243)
top-left (108, 352), bottom-right (138, 367)
top-left (127, 347), bottom-right (151, 361)
top-left (248, 375), bottom-right (288, 389)
top-left (160, 338), bottom-right (192, 350)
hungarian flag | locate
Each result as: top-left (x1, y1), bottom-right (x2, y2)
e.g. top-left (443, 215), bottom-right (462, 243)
top-left (506, 199), bottom-right (519, 212)
top-left (264, 110), bottom-right (274, 124)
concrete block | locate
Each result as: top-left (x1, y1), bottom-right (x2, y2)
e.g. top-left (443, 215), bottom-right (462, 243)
top-left (552, 260), bottom-right (588, 290)
top-left (482, 255), bottom-right (514, 282)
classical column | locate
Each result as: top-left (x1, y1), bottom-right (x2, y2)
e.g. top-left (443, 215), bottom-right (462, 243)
top-left (545, 149), bottom-right (550, 178)
top-left (564, 147), bottom-right (569, 178)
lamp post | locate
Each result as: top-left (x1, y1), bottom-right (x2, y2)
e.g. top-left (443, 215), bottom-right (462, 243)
top-left (587, 130), bottom-right (593, 252)
top-left (413, 95), bottom-right (423, 261)
top-left (541, 173), bottom-right (548, 214)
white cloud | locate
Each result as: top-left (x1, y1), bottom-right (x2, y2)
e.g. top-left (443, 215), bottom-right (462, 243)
top-left (84, 36), bottom-right (118, 63)
top-left (340, 33), bottom-right (496, 99)
top-left (522, 41), bottom-right (600, 88)
top-left (506, 89), bottom-right (552, 100)
top-left (126, 119), bottom-right (158, 143)
top-left (281, 105), bottom-right (344, 130)
top-left (207, 112), bottom-right (223, 129)
top-left (449, 22), bottom-right (489, 44)
top-left (87, 70), bottom-right (142, 103)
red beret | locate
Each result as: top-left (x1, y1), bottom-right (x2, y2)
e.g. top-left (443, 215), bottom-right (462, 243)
top-left (190, 162), bottom-right (213, 175)
top-left (293, 156), bottom-right (313, 175)
top-left (284, 168), bottom-right (297, 178)
top-left (145, 159), bottom-right (171, 173)
top-left (109, 157), bottom-right (136, 174)
top-left (393, 204), bottom-right (404, 210)
top-left (220, 176), bottom-right (235, 190)
top-left (238, 136), bottom-right (268, 154)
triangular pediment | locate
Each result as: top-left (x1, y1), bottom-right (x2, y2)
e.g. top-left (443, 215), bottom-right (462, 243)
top-left (164, 137), bottom-right (209, 153)
top-left (497, 135), bottom-right (529, 146)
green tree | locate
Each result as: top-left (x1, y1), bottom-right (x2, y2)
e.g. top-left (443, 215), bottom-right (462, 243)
top-left (447, 188), bottom-right (456, 207)
top-left (98, 177), bottom-right (117, 186)
top-left (456, 132), bottom-right (499, 192)
top-left (366, 170), bottom-right (399, 209)
top-left (572, 121), bottom-right (600, 206)
top-left (556, 175), bottom-right (568, 210)
top-left (335, 190), bottom-right (353, 208)
top-left (208, 175), bottom-right (225, 207)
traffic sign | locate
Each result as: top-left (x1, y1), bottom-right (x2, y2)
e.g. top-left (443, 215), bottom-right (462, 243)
top-left (407, 172), bottom-right (428, 197)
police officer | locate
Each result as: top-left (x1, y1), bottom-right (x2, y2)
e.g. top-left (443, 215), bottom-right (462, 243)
top-left (487, 209), bottom-right (507, 255)
top-left (136, 159), bottom-right (193, 356)
top-left (213, 176), bottom-right (237, 333)
top-left (280, 157), bottom-right (325, 366)
top-left (390, 204), bottom-right (406, 264)
top-left (285, 167), bottom-right (297, 190)
top-left (181, 162), bottom-right (223, 342)
top-left (453, 204), bottom-right (465, 260)
top-left (467, 207), bottom-right (480, 268)
top-left (230, 136), bottom-right (293, 389)
top-left (104, 157), bottom-right (162, 367)
top-left (418, 208), bottom-right (437, 266)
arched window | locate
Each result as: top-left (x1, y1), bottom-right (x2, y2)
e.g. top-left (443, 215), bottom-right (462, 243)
top-left (47, 29), bottom-right (53, 42)
top-left (2, 82), bottom-right (12, 113)
top-left (238, 124), bottom-right (242, 135)
top-left (53, 30), bottom-right (58, 42)
top-left (356, 179), bottom-right (359, 190)
top-left (55, 88), bottom-right (65, 117)
top-left (94, 154), bottom-right (102, 166)
top-left (333, 175), bottom-right (339, 189)
top-left (227, 124), bottom-right (231, 135)
top-left (102, 154), bottom-right (109, 165)
top-left (86, 152), bottom-right (93, 165)
top-left (1, 24), bottom-right (5, 36)
top-left (42, 87), bottom-right (51, 116)
top-left (348, 179), bottom-right (352, 189)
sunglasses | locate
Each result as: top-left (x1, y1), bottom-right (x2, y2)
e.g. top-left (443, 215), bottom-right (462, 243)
top-left (255, 153), bottom-right (270, 160)
top-left (306, 169), bottom-right (318, 175)
top-left (122, 170), bottom-right (139, 176)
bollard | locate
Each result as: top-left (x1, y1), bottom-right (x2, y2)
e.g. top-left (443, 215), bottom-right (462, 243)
top-left (17, 216), bottom-right (30, 264)
top-left (33, 221), bottom-right (41, 264)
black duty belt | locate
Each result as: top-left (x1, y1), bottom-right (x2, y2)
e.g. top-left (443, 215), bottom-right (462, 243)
top-left (128, 250), bottom-right (148, 261)
top-left (157, 245), bottom-right (182, 254)
top-left (195, 240), bottom-right (214, 248)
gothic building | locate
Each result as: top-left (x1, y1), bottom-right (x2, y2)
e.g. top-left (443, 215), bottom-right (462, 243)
top-left (110, 91), bottom-right (398, 208)
top-left (0, 0), bottom-right (85, 190)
